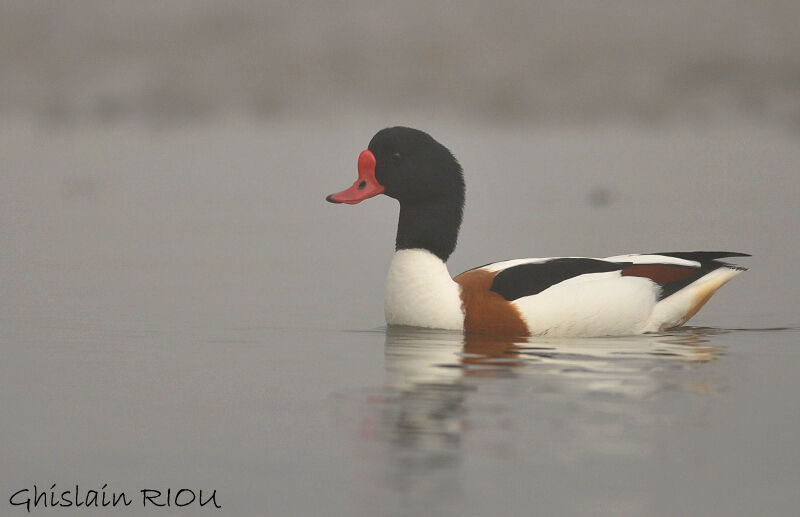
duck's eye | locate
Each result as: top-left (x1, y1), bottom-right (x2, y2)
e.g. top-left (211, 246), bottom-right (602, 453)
top-left (390, 152), bottom-right (402, 163)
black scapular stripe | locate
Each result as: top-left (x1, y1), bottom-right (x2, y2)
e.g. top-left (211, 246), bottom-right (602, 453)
top-left (490, 258), bottom-right (627, 301)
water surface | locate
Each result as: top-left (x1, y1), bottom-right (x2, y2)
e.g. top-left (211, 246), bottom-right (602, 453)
top-left (2, 120), bottom-right (799, 516)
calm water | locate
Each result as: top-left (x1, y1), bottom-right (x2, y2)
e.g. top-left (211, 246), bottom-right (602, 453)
top-left (2, 119), bottom-right (799, 516)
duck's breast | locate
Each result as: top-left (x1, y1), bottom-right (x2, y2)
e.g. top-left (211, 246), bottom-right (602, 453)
top-left (385, 249), bottom-right (464, 330)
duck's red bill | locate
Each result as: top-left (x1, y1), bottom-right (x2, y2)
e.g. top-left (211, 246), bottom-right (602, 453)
top-left (326, 150), bottom-right (384, 204)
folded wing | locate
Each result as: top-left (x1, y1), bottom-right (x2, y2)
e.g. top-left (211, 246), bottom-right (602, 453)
top-left (455, 251), bottom-right (748, 336)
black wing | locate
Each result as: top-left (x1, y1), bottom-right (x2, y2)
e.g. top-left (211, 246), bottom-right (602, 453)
top-left (650, 251), bottom-right (751, 263)
top-left (489, 258), bottom-right (627, 301)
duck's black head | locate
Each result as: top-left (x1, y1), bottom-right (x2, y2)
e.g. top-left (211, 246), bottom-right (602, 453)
top-left (327, 127), bottom-right (465, 262)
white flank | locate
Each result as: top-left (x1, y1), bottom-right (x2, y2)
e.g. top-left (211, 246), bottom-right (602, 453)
top-left (644, 266), bottom-right (745, 331)
top-left (513, 272), bottom-right (657, 336)
top-left (603, 254), bottom-right (701, 267)
top-left (481, 257), bottom-right (554, 272)
top-left (483, 254), bottom-right (702, 273)
top-left (385, 249), bottom-right (465, 330)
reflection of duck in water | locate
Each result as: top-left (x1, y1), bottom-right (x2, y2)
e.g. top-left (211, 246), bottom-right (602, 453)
top-left (328, 127), bottom-right (748, 337)
top-left (378, 326), bottom-right (724, 465)
top-left (379, 328), bottom-right (467, 464)
top-left (345, 328), bottom-right (728, 514)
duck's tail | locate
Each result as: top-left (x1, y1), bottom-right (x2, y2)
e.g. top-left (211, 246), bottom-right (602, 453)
top-left (645, 252), bottom-right (749, 330)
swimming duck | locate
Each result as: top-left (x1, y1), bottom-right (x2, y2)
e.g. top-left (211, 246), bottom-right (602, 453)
top-left (326, 127), bottom-right (748, 337)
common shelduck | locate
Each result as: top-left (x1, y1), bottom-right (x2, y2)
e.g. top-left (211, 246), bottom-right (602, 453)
top-left (326, 127), bottom-right (748, 337)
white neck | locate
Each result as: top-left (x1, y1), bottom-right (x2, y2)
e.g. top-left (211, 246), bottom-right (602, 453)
top-left (384, 249), bottom-right (464, 330)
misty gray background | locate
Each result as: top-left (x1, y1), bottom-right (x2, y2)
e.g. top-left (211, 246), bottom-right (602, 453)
top-left (2, 1), bottom-right (800, 127)
top-left (2, 2), bottom-right (799, 517)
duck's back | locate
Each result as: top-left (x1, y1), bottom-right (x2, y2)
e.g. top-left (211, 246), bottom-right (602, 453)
top-left (454, 252), bottom-right (748, 337)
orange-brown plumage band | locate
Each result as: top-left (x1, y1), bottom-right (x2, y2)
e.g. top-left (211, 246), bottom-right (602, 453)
top-left (454, 269), bottom-right (529, 336)
top-left (620, 264), bottom-right (696, 284)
